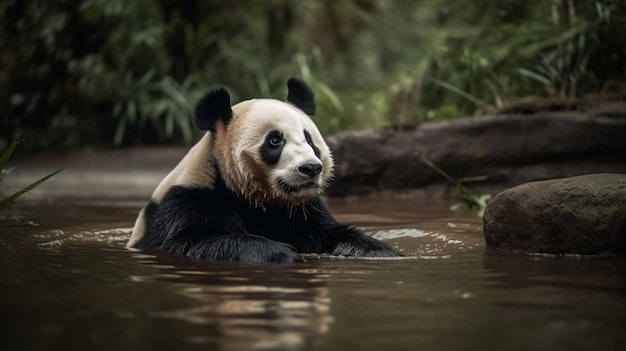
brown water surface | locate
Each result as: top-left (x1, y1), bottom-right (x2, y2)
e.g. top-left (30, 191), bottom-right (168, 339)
top-left (1, 193), bottom-right (625, 351)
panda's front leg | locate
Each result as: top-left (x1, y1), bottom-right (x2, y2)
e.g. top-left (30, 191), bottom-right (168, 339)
top-left (327, 225), bottom-right (403, 258)
top-left (171, 234), bottom-right (304, 264)
top-left (292, 197), bottom-right (403, 258)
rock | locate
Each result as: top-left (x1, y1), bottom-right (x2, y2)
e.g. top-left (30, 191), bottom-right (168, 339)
top-left (326, 104), bottom-right (626, 195)
top-left (483, 173), bottom-right (626, 255)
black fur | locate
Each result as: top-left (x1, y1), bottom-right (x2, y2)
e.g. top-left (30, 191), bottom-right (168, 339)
top-left (260, 130), bottom-right (285, 165)
top-left (194, 88), bottom-right (233, 131)
top-left (303, 130), bottom-right (321, 158)
top-left (286, 78), bottom-right (316, 116)
top-left (134, 173), bottom-right (402, 264)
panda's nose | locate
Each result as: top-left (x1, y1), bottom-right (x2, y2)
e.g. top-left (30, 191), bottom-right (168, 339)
top-left (298, 163), bottom-right (323, 178)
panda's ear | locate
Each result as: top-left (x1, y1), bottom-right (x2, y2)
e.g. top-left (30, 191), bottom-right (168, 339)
top-left (286, 78), bottom-right (316, 116)
top-left (194, 88), bottom-right (233, 131)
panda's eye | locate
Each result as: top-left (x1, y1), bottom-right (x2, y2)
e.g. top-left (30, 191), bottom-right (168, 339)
top-left (266, 131), bottom-right (284, 148)
top-left (269, 136), bottom-right (283, 147)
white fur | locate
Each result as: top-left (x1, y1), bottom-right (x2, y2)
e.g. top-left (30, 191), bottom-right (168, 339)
top-left (151, 133), bottom-right (216, 203)
top-left (128, 133), bottom-right (216, 246)
top-left (127, 207), bottom-right (146, 247)
top-left (219, 99), bottom-right (333, 206)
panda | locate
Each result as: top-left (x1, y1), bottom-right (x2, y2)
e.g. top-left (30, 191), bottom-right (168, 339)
top-left (127, 78), bottom-right (402, 263)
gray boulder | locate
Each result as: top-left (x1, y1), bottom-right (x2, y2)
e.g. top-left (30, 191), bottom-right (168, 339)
top-left (483, 173), bottom-right (626, 255)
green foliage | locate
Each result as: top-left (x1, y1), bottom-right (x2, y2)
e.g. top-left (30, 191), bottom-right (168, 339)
top-left (1, 0), bottom-right (624, 152)
top-left (418, 0), bottom-right (626, 119)
top-left (0, 140), bottom-right (62, 214)
top-left (422, 158), bottom-right (492, 216)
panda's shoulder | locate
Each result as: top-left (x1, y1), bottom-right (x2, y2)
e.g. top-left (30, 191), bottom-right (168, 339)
top-left (158, 180), bottom-right (233, 207)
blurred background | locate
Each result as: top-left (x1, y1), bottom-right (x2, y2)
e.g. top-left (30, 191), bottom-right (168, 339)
top-left (1, 0), bottom-right (624, 154)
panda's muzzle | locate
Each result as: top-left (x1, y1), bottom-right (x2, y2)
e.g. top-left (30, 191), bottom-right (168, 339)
top-left (297, 163), bottom-right (323, 178)
top-left (278, 179), bottom-right (317, 194)
top-left (278, 163), bottom-right (322, 195)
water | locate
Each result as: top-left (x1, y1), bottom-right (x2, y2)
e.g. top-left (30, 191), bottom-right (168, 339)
top-left (1, 193), bottom-right (625, 351)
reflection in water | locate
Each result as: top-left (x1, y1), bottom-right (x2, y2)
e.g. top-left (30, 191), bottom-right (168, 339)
top-left (479, 252), bottom-right (626, 350)
top-left (1, 193), bottom-right (625, 351)
top-left (483, 252), bottom-right (626, 293)
top-left (130, 253), bottom-right (334, 351)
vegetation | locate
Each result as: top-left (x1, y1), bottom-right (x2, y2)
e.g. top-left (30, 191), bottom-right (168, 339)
top-left (0, 139), bottom-right (62, 220)
top-left (1, 0), bottom-right (624, 153)
top-left (422, 158), bottom-right (492, 216)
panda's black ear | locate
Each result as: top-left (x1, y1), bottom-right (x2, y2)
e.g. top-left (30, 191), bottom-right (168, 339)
top-left (286, 78), bottom-right (316, 116)
top-left (194, 88), bottom-right (233, 131)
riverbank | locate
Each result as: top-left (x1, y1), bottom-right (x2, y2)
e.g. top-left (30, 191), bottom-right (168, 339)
top-left (6, 101), bottom-right (626, 200)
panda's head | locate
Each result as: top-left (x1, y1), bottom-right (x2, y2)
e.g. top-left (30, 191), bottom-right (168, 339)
top-left (195, 78), bottom-right (333, 206)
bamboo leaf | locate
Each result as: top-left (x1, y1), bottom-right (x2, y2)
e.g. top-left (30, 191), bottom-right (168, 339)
top-left (430, 78), bottom-right (490, 107)
top-left (518, 68), bottom-right (552, 85)
top-left (0, 139), bottom-right (23, 171)
top-left (0, 169), bottom-right (63, 212)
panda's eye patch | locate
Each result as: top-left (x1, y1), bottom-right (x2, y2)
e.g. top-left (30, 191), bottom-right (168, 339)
top-left (303, 130), bottom-right (321, 158)
top-left (261, 130), bottom-right (285, 165)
